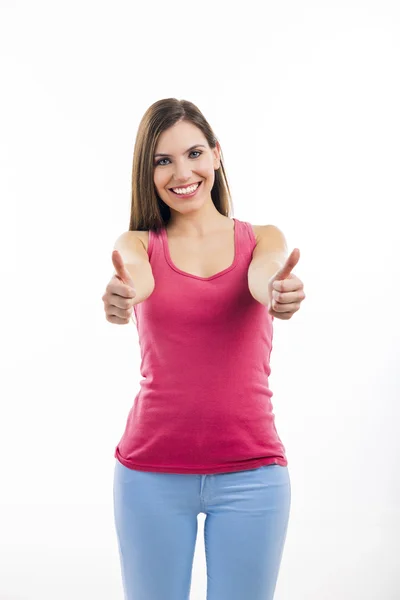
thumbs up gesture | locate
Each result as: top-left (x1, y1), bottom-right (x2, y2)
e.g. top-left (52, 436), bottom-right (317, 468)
top-left (102, 250), bottom-right (137, 325)
top-left (267, 248), bottom-right (306, 320)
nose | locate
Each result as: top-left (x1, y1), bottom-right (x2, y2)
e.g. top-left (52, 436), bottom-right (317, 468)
top-left (172, 158), bottom-right (193, 183)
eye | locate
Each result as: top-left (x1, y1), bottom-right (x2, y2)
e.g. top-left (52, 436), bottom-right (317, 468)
top-left (155, 150), bottom-right (202, 167)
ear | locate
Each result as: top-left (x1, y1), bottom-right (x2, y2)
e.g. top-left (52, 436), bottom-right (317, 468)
top-left (213, 141), bottom-right (221, 170)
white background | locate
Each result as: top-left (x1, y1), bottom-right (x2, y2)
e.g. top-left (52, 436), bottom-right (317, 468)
top-left (1, 1), bottom-right (399, 599)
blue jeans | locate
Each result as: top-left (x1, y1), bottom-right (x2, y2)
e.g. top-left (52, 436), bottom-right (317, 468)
top-left (113, 459), bottom-right (291, 600)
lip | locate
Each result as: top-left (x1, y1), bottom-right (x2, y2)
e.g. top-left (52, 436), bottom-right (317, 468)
top-left (169, 180), bottom-right (202, 198)
top-left (169, 181), bottom-right (201, 191)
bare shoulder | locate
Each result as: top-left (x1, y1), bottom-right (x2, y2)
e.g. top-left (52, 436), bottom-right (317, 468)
top-left (251, 224), bottom-right (263, 244)
top-left (250, 224), bottom-right (285, 245)
top-left (126, 230), bottom-right (150, 254)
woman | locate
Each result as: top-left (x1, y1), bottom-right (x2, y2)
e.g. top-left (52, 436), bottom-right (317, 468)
top-left (102, 98), bottom-right (306, 600)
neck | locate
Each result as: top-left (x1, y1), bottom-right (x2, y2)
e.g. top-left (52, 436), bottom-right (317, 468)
top-left (167, 202), bottom-right (231, 237)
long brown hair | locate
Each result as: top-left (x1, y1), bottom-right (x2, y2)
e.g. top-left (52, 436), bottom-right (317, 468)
top-left (128, 98), bottom-right (234, 232)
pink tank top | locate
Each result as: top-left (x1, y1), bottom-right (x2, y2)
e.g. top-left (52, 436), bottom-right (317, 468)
top-left (114, 217), bottom-right (288, 474)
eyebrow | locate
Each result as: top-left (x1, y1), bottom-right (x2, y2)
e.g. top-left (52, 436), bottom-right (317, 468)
top-left (154, 144), bottom-right (206, 158)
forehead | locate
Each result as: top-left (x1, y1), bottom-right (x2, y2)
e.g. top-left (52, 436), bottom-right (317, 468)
top-left (155, 121), bottom-right (206, 152)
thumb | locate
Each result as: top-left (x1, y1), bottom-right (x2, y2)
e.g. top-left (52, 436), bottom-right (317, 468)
top-left (112, 250), bottom-right (135, 289)
top-left (274, 248), bottom-right (300, 281)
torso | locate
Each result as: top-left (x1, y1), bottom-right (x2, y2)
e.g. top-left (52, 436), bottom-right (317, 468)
top-left (133, 219), bottom-right (261, 280)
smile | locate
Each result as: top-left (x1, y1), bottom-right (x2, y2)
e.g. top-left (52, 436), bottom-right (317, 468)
top-left (169, 181), bottom-right (202, 198)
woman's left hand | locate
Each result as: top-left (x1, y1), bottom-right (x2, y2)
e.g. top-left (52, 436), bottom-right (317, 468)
top-left (268, 249), bottom-right (306, 320)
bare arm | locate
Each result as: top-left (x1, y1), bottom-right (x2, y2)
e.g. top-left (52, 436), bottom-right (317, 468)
top-left (247, 225), bottom-right (288, 306)
top-left (113, 232), bottom-right (155, 305)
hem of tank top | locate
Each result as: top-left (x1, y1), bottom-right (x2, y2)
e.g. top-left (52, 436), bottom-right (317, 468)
top-left (115, 454), bottom-right (288, 474)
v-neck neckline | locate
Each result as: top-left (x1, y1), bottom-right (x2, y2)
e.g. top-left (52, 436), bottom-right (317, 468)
top-left (161, 218), bottom-right (238, 281)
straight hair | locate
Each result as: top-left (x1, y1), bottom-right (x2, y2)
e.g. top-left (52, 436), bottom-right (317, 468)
top-left (128, 98), bottom-right (234, 232)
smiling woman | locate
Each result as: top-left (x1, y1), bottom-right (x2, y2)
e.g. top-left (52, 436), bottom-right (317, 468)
top-left (126, 99), bottom-right (231, 232)
top-left (150, 118), bottom-right (224, 227)
top-left (106, 97), bottom-right (298, 600)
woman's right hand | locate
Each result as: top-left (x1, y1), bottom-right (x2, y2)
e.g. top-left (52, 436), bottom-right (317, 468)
top-left (102, 250), bottom-right (137, 325)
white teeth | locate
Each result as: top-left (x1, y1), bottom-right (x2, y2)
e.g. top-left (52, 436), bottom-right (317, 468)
top-left (171, 182), bottom-right (200, 195)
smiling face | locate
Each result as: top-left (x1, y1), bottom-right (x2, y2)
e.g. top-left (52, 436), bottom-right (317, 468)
top-left (153, 120), bottom-right (220, 214)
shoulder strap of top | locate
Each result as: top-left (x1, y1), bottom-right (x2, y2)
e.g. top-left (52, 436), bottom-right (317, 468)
top-left (148, 219), bottom-right (256, 260)
top-left (236, 219), bottom-right (257, 255)
top-left (147, 227), bottom-right (162, 261)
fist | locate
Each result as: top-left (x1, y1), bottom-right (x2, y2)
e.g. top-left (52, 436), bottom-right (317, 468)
top-left (102, 250), bottom-right (136, 325)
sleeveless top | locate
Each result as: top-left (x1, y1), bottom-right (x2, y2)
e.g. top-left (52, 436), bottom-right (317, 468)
top-left (114, 217), bottom-right (288, 474)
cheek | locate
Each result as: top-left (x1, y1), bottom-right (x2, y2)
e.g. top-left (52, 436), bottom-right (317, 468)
top-left (201, 157), bottom-right (214, 173)
top-left (198, 160), bottom-right (216, 182)
top-left (153, 171), bottom-right (166, 191)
